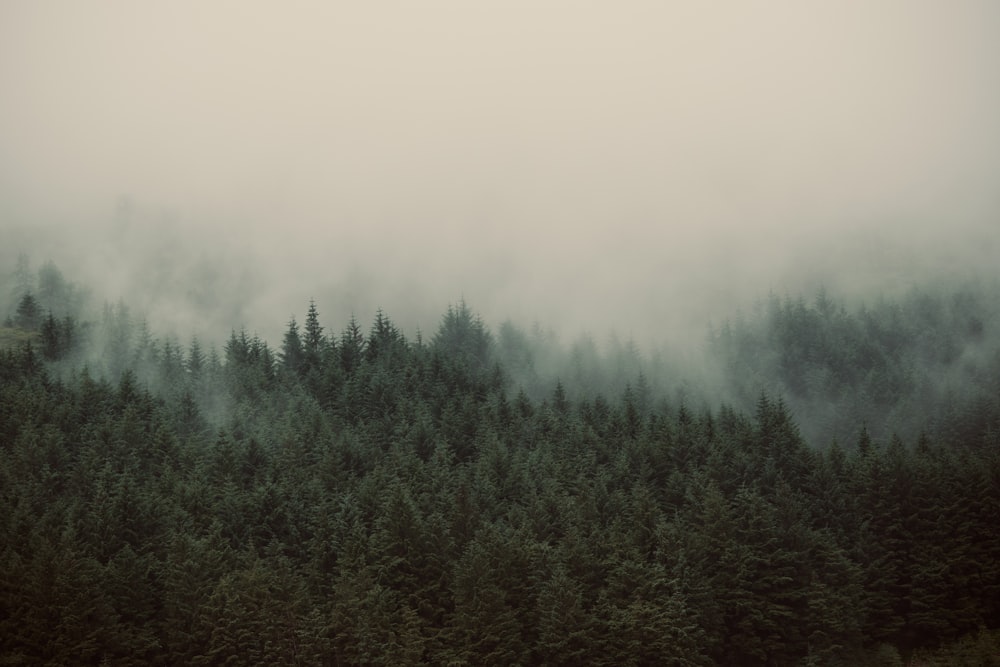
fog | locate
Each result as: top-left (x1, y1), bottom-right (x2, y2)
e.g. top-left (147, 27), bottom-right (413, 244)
top-left (2, 1), bottom-right (999, 348)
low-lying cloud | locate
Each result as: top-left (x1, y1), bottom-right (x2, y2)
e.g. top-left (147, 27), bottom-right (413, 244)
top-left (2, 1), bottom-right (998, 348)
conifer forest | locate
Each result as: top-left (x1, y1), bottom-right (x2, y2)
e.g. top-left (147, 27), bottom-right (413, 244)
top-left (4, 3), bottom-right (1000, 665)
top-left (2, 259), bottom-right (999, 666)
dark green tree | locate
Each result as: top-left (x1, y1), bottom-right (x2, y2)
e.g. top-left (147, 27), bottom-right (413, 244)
top-left (14, 293), bottom-right (40, 329)
top-left (433, 300), bottom-right (493, 375)
top-left (302, 299), bottom-right (326, 376)
top-left (280, 317), bottom-right (304, 376)
top-left (340, 315), bottom-right (366, 374)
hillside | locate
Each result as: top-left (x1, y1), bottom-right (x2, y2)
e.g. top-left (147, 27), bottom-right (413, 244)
top-left (2, 260), bottom-right (1000, 665)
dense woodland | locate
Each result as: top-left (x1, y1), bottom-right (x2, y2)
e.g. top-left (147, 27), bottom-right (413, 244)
top-left (2, 257), bottom-right (1000, 665)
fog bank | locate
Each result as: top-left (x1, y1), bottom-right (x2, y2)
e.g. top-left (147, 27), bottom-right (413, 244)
top-left (2, 1), bottom-right (998, 346)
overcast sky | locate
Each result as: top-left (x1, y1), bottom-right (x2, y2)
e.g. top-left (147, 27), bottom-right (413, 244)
top-left (2, 1), bottom-right (998, 345)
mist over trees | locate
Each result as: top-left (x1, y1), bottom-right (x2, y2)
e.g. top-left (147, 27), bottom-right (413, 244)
top-left (2, 257), bottom-right (999, 665)
top-left (4, 2), bottom-right (999, 662)
top-left (708, 282), bottom-right (1000, 448)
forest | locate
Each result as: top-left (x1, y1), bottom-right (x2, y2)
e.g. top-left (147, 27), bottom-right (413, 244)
top-left (2, 257), bottom-right (999, 666)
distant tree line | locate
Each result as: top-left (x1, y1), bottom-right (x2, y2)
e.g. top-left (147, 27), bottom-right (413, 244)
top-left (708, 283), bottom-right (1000, 449)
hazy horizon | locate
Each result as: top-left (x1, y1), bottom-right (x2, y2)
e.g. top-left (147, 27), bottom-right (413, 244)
top-left (3, 1), bottom-right (998, 347)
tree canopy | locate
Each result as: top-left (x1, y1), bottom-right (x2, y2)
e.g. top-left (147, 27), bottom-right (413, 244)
top-left (2, 260), bottom-right (999, 665)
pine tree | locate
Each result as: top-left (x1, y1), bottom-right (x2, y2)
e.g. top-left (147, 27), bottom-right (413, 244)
top-left (534, 563), bottom-right (592, 664)
top-left (187, 336), bottom-right (206, 378)
top-left (280, 317), bottom-right (304, 376)
top-left (367, 308), bottom-right (404, 365)
top-left (340, 315), bottom-right (366, 374)
top-left (302, 299), bottom-right (325, 375)
top-left (14, 293), bottom-right (41, 329)
top-left (433, 300), bottom-right (493, 375)
top-left (37, 260), bottom-right (73, 315)
top-left (40, 312), bottom-right (62, 360)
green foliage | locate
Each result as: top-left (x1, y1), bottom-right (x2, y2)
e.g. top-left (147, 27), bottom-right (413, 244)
top-left (710, 283), bottom-right (1000, 448)
top-left (14, 293), bottom-right (41, 330)
top-left (0, 325), bottom-right (39, 351)
top-left (433, 299), bottom-right (493, 376)
top-left (1, 265), bottom-right (999, 665)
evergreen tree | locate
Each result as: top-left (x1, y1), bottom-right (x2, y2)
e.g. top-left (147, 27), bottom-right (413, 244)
top-left (433, 300), bottom-right (493, 375)
top-left (280, 317), bottom-right (304, 376)
top-left (340, 315), bottom-right (366, 374)
top-left (14, 293), bottom-right (40, 329)
top-left (40, 312), bottom-right (62, 360)
top-left (187, 336), bottom-right (206, 378)
top-left (302, 299), bottom-right (325, 375)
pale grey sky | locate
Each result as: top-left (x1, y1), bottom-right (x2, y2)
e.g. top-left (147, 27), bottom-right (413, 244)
top-left (2, 1), bottom-right (998, 344)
